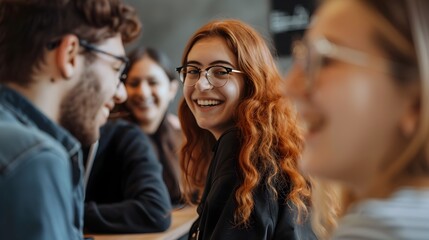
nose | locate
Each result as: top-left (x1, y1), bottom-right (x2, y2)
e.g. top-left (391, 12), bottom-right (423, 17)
top-left (195, 70), bottom-right (213, 91)
top-left (283, 64), bottom-right (308, 100)
top-left (113, 82), bottom-right (128, 104)
top-left (138, 80), bottom-right (152, 98)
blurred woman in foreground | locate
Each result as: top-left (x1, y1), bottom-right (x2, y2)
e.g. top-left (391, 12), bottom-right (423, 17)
top-left (285, 0), bottom-right (429, 239)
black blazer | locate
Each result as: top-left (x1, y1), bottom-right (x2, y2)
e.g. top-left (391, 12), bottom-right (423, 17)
top-left (84, 120), bottom-right (172, 233)
top-left (189, 129), bottom-right (317, 240)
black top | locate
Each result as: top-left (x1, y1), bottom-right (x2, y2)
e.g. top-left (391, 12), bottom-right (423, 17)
top-left (189, 128), bottom-right (317, 240)
top-left (148, 115), bottom-right (182, 206)
top-left (84, 120), bottom-right (172, 233)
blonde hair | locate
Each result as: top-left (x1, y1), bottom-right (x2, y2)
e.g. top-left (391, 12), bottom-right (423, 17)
top-left (311, 0), bottom-right (429, 238)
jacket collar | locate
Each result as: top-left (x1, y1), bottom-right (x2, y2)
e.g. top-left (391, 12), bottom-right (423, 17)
top-left (212, 127), bottom-right (239, 153)
top-left (0, 84), bottom-right (81, 157)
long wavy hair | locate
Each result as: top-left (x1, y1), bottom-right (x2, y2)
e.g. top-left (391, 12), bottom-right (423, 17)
top-left (178, 19), bottom-right (311, 226)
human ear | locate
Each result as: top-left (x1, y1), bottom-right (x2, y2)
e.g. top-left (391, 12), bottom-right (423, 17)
top-left (56, 34), bottom-right (80, 79)
top-left (401, 110), bottom-right (418, 137)
top-left (400, 88), bottom-right (420, 137)
top-left (168, 80), bottom-right (179, 101)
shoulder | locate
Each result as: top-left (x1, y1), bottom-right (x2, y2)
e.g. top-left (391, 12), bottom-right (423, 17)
top-left (215, 128), bottom-right (240, 153)
top-left (100, 119), bottom-right (150, 146)
top-left (334, 189), bottom-right (429, 239)
top-left (333, 211), bottom-right (394, 240)
top-left (163, 113), bottom-right (182, 141)
top-left (102, 119), bottom-right (141, 134)
top-left (0, 122), bottom-right (74, 238)
top-left (218, 128), bottom-right (240, 141)
top-left (333, 209), bottom-right (394, 240)
top-left (166, 113), bottom-right (181, 131)
top-left (97, 119), bottom-right (156, 160)
top-left (0, 121), bottom-right (68, 173)
top-left (212, 129), bottom-right (241, 172)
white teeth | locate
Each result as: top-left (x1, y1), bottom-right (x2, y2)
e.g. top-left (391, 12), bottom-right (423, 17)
top-left (134, 98), bottom-right (154, 107)
top-left (197, 99), bottom-right (221, 106)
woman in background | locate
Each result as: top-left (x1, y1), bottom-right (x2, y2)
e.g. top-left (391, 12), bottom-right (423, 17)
top-left (120, 47), bottom-right (182, 206)
top-left (177, 19), bottom-right (316, 239)
top-left (84, 120), bottom-right (172, 233)
top-left (285, 0), bottom-right (429, 239)
top-left (83, 47), bottom-right (179, 233)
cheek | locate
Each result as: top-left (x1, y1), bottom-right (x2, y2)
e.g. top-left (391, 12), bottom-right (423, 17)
top-left (301, 72), bottom-right (399, 181)
top-left (154, 85), bottom-right (172, 101)
top-left (94, 67), bottom-right (118, 99)
top-left (125, 99), bottom-right (135, 111)
top-left (101, 83), bottom-right (117, 102)
top-left (224, 79), bottom-right (243, 104)
top-left (125, 87), bottom-right (136, 97)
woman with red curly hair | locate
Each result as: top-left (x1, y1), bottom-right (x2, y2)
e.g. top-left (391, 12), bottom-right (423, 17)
top-left (176, 19), bottom-right (316, 239)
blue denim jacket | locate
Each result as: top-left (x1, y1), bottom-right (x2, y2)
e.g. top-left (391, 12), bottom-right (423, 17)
top-left (0, 85), bottom-right (84, 240)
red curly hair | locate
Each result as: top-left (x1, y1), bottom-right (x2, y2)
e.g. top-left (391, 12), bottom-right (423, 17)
top-left (178, 19), bottom-right (311, 226)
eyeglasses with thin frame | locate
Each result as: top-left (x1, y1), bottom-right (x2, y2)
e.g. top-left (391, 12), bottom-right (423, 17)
top-left (292, 36), bottom-right (410, 90)
top-left (78, 39), bottom-right (129, 88)
top-left (47, 39), bottom-right (129, 88)
top-left (175, 65), bottom-right (243, 88)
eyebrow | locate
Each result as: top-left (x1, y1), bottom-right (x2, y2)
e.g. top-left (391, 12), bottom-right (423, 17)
top-left (186, 60), bottom-right (235, 67)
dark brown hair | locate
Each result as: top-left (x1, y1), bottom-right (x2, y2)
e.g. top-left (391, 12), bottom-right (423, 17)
top-left (0, 0), bottom-right (141, 85)
top-left (126, 46), bottom-right (176, 83)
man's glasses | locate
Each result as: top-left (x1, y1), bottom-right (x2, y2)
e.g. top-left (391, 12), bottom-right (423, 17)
top-left (47, 39), bottom-right (129, 88)
top-left (78, 40), bottom-right (129, 87)
top-left (292, 36), bottom-right (405, 90)
top-left (176, 65), bottom-right (243, 88)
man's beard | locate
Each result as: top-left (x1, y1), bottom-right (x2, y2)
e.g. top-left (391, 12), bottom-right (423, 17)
top-left (59, 65), bottom-right (104, 147)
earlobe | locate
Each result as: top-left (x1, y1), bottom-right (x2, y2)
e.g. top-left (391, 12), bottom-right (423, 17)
top-left (401, 99), bottom-right (420, 138)
top-left (169, 80), bottom-right (179, 101)
top-left (57, 34), bottom-right (80, 79)
top-left (402, 114), bottom-right (418, 137)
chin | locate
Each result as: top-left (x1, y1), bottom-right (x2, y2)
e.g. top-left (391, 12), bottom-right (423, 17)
top-left (301, 159), bottom-right (337, 181)
top-left (86, 137), bottom-right (99, 147)
top-left (79, 129), bottom-right (100, 147)
top-left (299, 153), bottom-right (321, 175)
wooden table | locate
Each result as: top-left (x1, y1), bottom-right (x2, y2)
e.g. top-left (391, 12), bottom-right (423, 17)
top-left (85, 206), bottom-right (198, 240)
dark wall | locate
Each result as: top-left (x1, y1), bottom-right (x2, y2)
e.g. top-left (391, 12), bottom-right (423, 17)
top-left (123, 0), bottom-right (301, 113)
top-left (125, 0), bottom-right (270, 67)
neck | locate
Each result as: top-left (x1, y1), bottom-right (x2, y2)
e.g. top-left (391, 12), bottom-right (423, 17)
top-left (352, 175), bottom-right (429, 202)
top-left (397, 176), bottom-right (429, 188)
top-left (6, 81), bottom-right (62, 123)
top-left (140, 120), bottom-right (161, 134)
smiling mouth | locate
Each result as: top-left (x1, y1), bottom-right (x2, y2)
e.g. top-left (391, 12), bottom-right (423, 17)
top-left (196, 99), bottom-right (222, 107)
top-left (132, 99), bottom-right (155, 107)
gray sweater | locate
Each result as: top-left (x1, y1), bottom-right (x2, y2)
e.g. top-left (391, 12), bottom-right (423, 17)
top-left (333, 188), bottom-right (429, 240)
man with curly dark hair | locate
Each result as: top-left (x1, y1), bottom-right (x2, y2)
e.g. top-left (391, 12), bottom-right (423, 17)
top-left (0, 0), bottom-right (141, 239)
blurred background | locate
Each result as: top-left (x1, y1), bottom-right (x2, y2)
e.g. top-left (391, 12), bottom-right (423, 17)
top-left (123, 0), bottom-right (315, 112)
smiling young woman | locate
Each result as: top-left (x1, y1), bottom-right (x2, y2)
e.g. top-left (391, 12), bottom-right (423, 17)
top-left (177, 19), bottom-right (316, 240)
